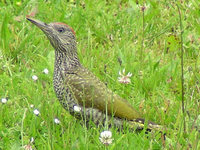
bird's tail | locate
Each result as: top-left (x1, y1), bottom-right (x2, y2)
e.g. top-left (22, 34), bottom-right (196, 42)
top-left (127, 118), bottom-right (164, 132)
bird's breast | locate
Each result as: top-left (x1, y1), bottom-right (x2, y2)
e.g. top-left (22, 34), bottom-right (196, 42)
top-left (53, 70), bottom-right (65, 100)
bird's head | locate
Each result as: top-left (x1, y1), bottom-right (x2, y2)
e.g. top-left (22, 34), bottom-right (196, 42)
top-left (27, 17), bottom-right (76, 53)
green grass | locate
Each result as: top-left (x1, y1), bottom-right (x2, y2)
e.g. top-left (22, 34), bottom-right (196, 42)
top-left (0, 0), bottom-right (200, 149)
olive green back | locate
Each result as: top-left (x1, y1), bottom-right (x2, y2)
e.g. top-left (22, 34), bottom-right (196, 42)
top-left (64, 66), bottom-right (141, 120)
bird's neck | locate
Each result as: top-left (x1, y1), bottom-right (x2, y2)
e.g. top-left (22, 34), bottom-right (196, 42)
top-left (54, 49), bottom-right (80, 72)
top-left (53, 49), bottom-right (80, 99)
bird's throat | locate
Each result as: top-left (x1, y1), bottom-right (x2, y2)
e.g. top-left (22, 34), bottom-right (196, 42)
top-left (54, 50), bottom-right (80, 70)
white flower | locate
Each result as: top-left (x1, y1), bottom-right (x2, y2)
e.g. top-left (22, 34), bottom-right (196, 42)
top-left (33, 109), bottom-right (40, 116)
top-left (74, 105), bottom-right (81, 112)
top-left (54, 118), bottom-right (60, 124)
top-left (118, 69), bottom-right (132, 84)
top-left (23, 137), bottom-right (34, 150)
top-left (30, 104), bottom-right (34, 108)
top-left (99, 130), bottom-right (113, 145)
top-left (137, 3), bottom-right (150, 11)
top-left (30, 137), bottom-right (34, 143)
top-left (32, 75), bottom-right (38, 81)
top-left (1, 98), bottom-right (7, 104)
top-left (24, 144), bottom-right (33, 150)
top-left (43, 68), bottom-right (49, 74)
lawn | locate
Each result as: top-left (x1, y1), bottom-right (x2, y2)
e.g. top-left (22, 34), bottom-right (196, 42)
top-left (0, 0), bottom-right (199, 149)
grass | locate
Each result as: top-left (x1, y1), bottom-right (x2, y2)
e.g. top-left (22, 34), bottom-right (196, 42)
top-left (0, 0), bottom-right (200, 149)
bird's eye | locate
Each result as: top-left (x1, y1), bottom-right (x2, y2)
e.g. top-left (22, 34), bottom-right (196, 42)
top-left (58, 27), bottom-right (65, 33)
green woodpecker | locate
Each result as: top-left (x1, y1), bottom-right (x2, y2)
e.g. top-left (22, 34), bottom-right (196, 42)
top-left (27, 17), bottom-right (162, 132)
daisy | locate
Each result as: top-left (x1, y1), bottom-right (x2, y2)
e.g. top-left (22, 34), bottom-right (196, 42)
top-left (99, 130), bottom-right (113, 145)
top-left (118, 69), bottom-right (132, 84)
top-left (43, 68), bottom-right (49, 74)
top-left (1, 98), bottom-right (7, 104)
top-left (32, 75), bottom-right (38, 81)
top-left (54, 118), bottom-right (60, 124)
top-left (33, 109), bottom-right (40, 116)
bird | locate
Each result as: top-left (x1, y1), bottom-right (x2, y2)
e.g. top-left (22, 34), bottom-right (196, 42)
top-left (27, 17), bottom-right (163, 132)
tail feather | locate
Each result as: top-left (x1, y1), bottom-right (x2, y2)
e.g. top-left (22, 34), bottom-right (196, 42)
top-left (128, 118), bottom-right (164, 132)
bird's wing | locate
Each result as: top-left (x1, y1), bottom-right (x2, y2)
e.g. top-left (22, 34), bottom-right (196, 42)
top-left (64, 66), bottom-right (142, 120)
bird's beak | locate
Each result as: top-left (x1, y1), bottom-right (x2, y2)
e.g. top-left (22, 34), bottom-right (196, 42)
top-left (26, 17), bottom-right (49, 33)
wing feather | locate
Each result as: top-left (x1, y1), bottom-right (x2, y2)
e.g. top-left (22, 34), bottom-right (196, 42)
top-left (64, 66), bottom-right (141, 120)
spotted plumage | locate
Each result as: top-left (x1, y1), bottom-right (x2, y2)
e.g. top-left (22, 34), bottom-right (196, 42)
top-left (27, 17), bottom-right (163, 132)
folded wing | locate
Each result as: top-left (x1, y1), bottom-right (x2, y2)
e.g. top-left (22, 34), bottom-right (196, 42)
top-left (64, 66), bottom-right (141, 120)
